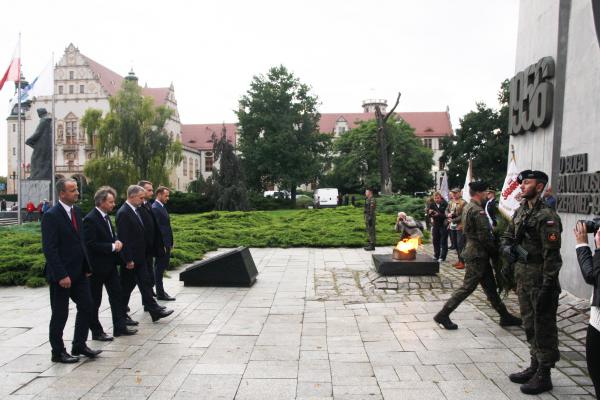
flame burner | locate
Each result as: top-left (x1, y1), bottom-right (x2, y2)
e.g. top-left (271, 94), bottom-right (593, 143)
top-left (392, 238), bottom-right (419, 260)
top-left (393, 248), bottom-right (416, 260)
top-left (371, 237), bottom-right (439, 276)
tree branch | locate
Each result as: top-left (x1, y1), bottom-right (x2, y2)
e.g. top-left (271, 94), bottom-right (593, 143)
top-left (383, 92), bottom-right (402, 122)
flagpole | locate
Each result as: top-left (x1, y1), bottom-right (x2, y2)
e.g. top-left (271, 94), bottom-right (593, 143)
top-left (16, 33), bottom-right (22, 225)
top-left (51, 52), bottom-right (56, 206)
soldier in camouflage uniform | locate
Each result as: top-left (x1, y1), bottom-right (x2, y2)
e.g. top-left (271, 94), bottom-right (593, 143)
top-left (364, 188), bottom-right (376, 251)
top-left (434, 181), bottom-right (522, 330)
top-left (501, 170), bottom-right (562, 395)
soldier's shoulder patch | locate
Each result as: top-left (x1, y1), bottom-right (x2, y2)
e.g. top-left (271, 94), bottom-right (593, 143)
top-left (548, 232), bottom-right (559, 242)
top-left (479, 210), bottom-right (486, 215)
top-left (546, 220), bottom-right (555, 226)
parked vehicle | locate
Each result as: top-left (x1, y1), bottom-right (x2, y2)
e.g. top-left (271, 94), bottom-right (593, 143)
top-left (313, 188), bottom-right (339, 208)
top-left (263, 190), bottom-right (291, 199)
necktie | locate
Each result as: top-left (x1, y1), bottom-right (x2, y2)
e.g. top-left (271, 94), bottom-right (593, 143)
top-left (135, 207), bottom-right (144, 226)
top-left (104, 214), bottom-right (114, 239)
top-left (71, 208), bottom-right (78, 231)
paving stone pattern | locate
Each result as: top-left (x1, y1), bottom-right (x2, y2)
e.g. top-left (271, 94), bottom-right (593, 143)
top-left (0, 245), bottom-right (595, 399)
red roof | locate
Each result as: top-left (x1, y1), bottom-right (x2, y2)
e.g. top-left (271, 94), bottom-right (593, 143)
top-left (319, 112), bottom-right (453, 137)
top-left (181, 123), bottom-right (238, 151)
top-left (82, 54), bottom-right (169, 106)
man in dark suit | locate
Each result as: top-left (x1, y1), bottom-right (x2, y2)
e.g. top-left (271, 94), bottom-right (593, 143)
top-left (152, 186), bottom-right (176, 301)
top-left (137, 180), bottom-right (166, 297)
top-left (116, 185), bottom-right (173, 322)
top-left (42, 178), bottom-right (102, 363)
top-left (83, 186), bottom-right (137, 341)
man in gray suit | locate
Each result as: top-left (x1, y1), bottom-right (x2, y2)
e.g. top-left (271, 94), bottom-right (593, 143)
top-left (152, 186), bottom-right (175, 301)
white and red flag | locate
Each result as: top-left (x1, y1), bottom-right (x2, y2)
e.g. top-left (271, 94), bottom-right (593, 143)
top-left (0, 41), bottom-right (20, 91)
top-left (499, 154), bottom-right (522, 218)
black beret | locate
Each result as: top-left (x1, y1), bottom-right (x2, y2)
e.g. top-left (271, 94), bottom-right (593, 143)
top-left (468, 181), bottom-right (487, 192)
top-left (517, 170), bottom-right (549, 184)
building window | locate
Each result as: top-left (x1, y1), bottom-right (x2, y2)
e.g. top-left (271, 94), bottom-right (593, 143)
top-left (205, 153), bottom-right (213, 172)
top-left (422, 138), bottom-right (433, 149)
top-left (183, 156), bottom-right (188, 176)
top-left (12, 124), bottom-right (15, 132)
top-left (69, 71), bottom-right (74, 80)
top-left (13, 147), bottom-right (16, 156)
top-left (439, 160), bottom-right (445, 170)
top-left (189, 158), bottom-right (194, 179)
top-left (69, 85), bottom-right (74, 94)
top-left (65, 121), bottom-right (77, 144)
top-left (58, 85), bottom-right (63, 94)
top-left (195, 159), bottom-right (199, 177)
top-left (80, 85), bottom-right (84, 94)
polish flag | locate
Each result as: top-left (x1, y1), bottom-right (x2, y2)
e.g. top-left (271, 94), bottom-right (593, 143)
top-left (0, 44), bottom-right (20, 91)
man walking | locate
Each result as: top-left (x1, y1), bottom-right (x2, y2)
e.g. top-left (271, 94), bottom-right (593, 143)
top-left (364, 188), bottom-right (376, 251)
top-left (502, 170), bottom-right (562, 395)
top-left (434, 181), bottom-right (521, 330)
top-left (117, 185), bottom-right (173, 322)
top-left (83, 186), bottom-right (137, 341)
top-left (152, 186), bottom-right (176, 301)
top-left (41, 178), bottom-right (101, 363)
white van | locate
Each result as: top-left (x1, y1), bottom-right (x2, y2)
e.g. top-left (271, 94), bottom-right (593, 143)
top-left (314, 188), bottom-right (339, 208)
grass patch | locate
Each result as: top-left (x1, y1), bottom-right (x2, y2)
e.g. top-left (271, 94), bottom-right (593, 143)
top-left (0, 207), bottom-right (427, 287)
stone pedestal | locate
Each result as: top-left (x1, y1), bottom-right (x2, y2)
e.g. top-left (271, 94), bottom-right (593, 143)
top-left (372, 253), bottom-right (439, 276)
top-left (19, 180), bottom-right (51, 208)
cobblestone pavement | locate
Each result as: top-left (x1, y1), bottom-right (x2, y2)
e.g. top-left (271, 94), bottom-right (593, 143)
top-left (0, 246), bottom-right (595, 399)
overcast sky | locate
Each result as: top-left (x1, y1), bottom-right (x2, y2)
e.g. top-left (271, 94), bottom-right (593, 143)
top-left (0, 0), bottom-right (519, 176)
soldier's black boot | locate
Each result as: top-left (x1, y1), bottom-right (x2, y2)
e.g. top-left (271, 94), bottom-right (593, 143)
top-left (499, 311), bottom-right (522, 327)
top-left (433, 307), bottom-right (458, 330)
top-left (509, 357), bottom-right (539, 384)
top-left (520, 366), bottom-right (553, 395)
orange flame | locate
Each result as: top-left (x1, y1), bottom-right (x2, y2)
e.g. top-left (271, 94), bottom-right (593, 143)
top-left (395, 237), bottom-right (420, 253)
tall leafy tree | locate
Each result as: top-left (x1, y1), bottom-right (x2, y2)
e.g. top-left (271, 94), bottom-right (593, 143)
top-left (236, 65), bottom-right (331, 202)
top-left (212, 126), bottom-right (249, 211)
top-left (325, 118), bottom-right (433, 193)
top-left (81, 78), bottom-right (183, 196)
top-left (440, 80), bottom-right (510, 188)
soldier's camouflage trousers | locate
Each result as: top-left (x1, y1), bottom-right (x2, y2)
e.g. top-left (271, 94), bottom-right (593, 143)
top-left (516, 263), bottom-right (560, 367)
top-left (366, 219), bottom-right (376, 247)
top-left (445, 257), bottom-right (507, 315)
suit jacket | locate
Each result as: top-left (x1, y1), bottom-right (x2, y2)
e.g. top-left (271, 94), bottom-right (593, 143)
top-left (576, 245), bottom-right (600, 307)
top-left (116, 203), bottom-right (148, 266)
top-left (139, 201), bottom-right (165, 257)
top-left (83, 208), bottom-right (121, 275)
top-left (41, 203), bottom-right (90, 282)
top-left (151, 201), bottom-right (173, 249)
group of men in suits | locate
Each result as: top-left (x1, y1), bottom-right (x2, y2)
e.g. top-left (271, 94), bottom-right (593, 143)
top-left (41, 178), bottom-right (176, 363)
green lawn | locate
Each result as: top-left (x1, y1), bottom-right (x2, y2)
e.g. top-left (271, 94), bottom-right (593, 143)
top-left (0, 207), bottom-right (419, 287)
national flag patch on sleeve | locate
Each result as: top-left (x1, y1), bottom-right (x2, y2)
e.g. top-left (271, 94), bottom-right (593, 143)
top-left (546, 220), bottom-right (555, 226)
top-left (548, 232), bottom-right (559, 242)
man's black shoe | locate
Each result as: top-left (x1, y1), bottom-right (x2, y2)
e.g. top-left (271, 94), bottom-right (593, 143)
top-left (150, 308), bottom-right (174, 322)
top-left (509, 358), bottom-right (539, 384)
top-left (157, 292), bottom-right (176, 301)
top-left (91, 332), bottom-right (113, 342)
top-left (433, 309), bottom-right (458, 330)
top-left (364, 246), bottom-right (375, 251)
top-left (71, 345), bottom-right (102, 358)
top-left (124, 315), bottom-right (139, 326)
top-left (144, 304), bottom-right (166, 312)
top-left (51, 351), bottom-right (79, 364)
top-left (114, 326), bottom-right (138, 337)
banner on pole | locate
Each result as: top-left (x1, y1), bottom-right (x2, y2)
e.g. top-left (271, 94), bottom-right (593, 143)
top-left (462, 160), bottom-right (472, 203)
top-left (499, 156), bottom-right (522, 218)
top-left (440, 172), bottom-right (449, 201)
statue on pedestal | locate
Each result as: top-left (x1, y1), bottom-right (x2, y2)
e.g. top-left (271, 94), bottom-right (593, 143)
top-left (25, 108), bottom-right (52, 180)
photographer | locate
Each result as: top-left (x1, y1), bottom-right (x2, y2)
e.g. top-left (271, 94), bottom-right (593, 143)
top-left (574, 221), bottom-right (600, 398)
top-left (395, 212), bottom-right (423, 240)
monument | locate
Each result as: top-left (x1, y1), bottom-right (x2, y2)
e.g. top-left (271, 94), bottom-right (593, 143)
top-left (22, 108), bottom-right (52, 208)
top-left (509, 0), bottom-right (600, 298)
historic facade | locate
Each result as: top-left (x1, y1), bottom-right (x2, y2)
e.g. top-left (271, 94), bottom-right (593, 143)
top-left (5, 43), bottom-right (201, 194)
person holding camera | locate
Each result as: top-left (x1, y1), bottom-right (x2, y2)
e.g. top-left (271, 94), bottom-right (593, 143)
top-left (574, 221), bottom-right (600, 398)
top-left (501, 170), bottom-right (562, 395)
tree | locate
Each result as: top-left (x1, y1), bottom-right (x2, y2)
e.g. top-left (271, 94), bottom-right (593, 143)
top-left (187, 173), bottom-right (207, 194)
top-left (374, 92), bottom-right (401, 194)
top-left (236, 65), bottom-right (332, 202)
top-left (326, 118), bottom-right (433, 193)
top-left (440, 80), bottom-right (510, 188)
top-left (211, 126), bottom-right (249, 211)
top-left (80, 78), bottom-right (183, 196)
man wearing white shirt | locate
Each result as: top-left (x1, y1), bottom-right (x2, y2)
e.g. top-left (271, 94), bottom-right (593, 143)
top-left (83, 187), bottom-right (137, 340)
top-left (574, 221), bottom-right (600, 398)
